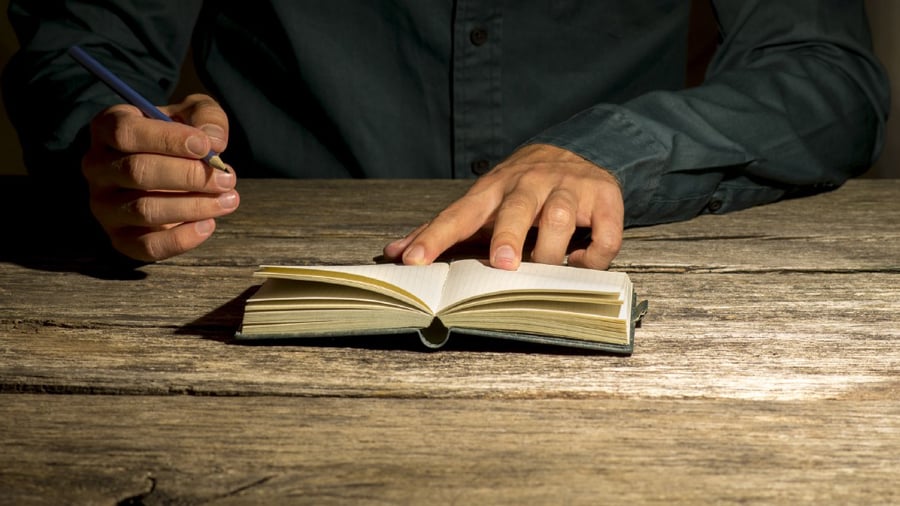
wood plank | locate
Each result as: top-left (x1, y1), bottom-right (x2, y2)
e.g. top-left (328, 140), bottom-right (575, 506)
top-left (3, 271), bottom-right (898, 401)
top-left (2, 177), bottom-right (898, 505)
top-left (1, 395), bottom-right (898, 505)
top-left (184, 178), bottom-right (900, 271)
top-left (2, 178), bottom-right (898, 272)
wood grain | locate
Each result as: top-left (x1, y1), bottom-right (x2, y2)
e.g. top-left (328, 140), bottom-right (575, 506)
top-left (2, 395), bottom-right (898, 505)
top-left (2, 269), bottom-right (898, 401)
top-left (1, 177), bottom-right (898, 505)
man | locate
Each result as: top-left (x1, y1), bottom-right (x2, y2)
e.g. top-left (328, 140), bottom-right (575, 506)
top-left (2, 1), bottom-right (889, 269)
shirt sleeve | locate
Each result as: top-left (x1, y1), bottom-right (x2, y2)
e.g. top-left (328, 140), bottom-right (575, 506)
top-left (1, 0), bottom-right (203, 179)
top-left (527, 0), bottom-right (890, 228)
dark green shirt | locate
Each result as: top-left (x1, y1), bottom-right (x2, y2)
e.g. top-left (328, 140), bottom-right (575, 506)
top-left (3, 1), bottom-right (889, 227)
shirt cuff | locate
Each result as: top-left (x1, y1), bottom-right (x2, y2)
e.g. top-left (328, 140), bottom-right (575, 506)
top-left (524, 104), bottom-right (668, 225)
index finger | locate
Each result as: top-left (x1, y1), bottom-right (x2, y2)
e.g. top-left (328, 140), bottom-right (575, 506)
top-left (163, 94), bottom-right (230, 154)
top-left (400, 189), bottom-right (500, 266)
top-left (92, 104), bottom-right (218, 162)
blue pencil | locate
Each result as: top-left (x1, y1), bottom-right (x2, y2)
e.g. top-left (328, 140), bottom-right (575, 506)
top-left (68, 45), bottom-right (229, 172)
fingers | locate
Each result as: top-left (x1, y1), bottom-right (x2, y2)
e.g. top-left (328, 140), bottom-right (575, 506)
top-left (92, 189), bottom-right (239, 262)
top-left (529, 189), bottom-right (578, 265)
top-left (382, 223), bottom-right (428, 260)
top-left (82, 149), bottom-right (236, 193)
top-left (89, 188), bottom-right (240, 229)
top-left (85, 94), bottom-right (232, 190)
top-left (109, 219), bottom-right (218, 263)
top-left (488, 181), bottom-right (540, 270)
top-left (398, 190), bottom-right (498, 265)
top-left (81, 95), bottom-right (237, 262)
top-left (383, 143), bottom-right (625, 271)
top-left (164, 94), bottom-right (230, 155)
top-left (566, 183), bottom-right (624, 270)
top-left (90, 104), bottom-right (216, 162)
top-left (565, 218), bottom-right (622, 270)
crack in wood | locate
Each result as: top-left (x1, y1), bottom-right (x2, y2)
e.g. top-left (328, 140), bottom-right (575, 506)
top-left (217, 475), bottom-right (276, 499)
top-left (116, 475), bottom-right (156, 506)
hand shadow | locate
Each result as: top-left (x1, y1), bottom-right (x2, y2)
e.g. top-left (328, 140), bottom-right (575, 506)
top-left (0, 176), bottom-right (148, 280)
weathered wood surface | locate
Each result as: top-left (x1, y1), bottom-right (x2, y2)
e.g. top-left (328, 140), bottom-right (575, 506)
top-left (3, 395), bottom-right (898, 506)
top-left (1, 177), bottom-right (899, 505)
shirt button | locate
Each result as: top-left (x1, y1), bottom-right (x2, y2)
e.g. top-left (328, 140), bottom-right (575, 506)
top-left (469, 27), bottom-right (488, 46)
top-left (707, 199), bottom-right (723, 212)
top-left (471, 159), bottom-right (491, 175)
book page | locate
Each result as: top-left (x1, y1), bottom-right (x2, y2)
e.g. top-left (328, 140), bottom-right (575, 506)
top-left (437, 259), bottom-right (629, 313)
top-left (254, 263), bottom-right (450, 313)
top-left (247, 279), bottom-right (417, 311)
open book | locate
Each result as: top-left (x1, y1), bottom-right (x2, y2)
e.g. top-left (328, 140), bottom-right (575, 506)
top-left (236, 259), bottom-right (646, 354)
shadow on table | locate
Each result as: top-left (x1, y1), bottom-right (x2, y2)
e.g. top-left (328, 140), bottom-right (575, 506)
top-left (0, 176), bottom-right (148, 280)
top-left (179, 286), bottom-right (624, 356)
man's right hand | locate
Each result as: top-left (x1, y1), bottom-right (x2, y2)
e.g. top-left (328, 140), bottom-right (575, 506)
top-left (80, 93), bottom-right (240, 262)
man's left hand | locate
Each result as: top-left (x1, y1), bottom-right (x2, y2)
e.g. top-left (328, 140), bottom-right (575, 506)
top-left (383, 143), bottom-right (624, 270)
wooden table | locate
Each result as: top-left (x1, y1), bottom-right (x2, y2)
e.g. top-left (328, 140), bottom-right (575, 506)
top-left (1, 177), bottom-right (898, 505)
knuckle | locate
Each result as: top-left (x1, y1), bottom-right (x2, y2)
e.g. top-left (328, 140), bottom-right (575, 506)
top-left (144, 232), bottom-right (182, 262)
top-left (108, 118), bottom-right (138, 152)
top-left (515, 169), bottom-right (548, 187)
top-left (191, 195), bottom-right (211, 218)
top-left (127, 196), bottom-right (159, 225)
top-left (140, 235), bottom-right (165, 261)
top-left (595, 233), bottom-right (622, 257)
top-left (498, 194), bottom-right (535, 216)
top-left (120, 155), bottom-right (149, 186)
top-left (540, 204), bottom-right (575, 230)
top-left (491, 229), bottom-right (522, 246)
top-left (163, 131), bottom-right (189, 155)
top-left (185, 93), bottom-right (218, 108)
top-left (164, 231), bottom-right (189, 259)
top-left (427, 208), bottom-right (474, 244)
top-left (432, 206), bottom-right (464, 229)
top-left (182, 163), bottom-right (210, 188)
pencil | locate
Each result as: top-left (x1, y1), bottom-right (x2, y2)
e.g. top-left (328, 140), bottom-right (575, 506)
top-left (67, 45), bottom-right (229, 172)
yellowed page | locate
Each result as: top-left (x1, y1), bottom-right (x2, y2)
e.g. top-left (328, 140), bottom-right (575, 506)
top-left (254, 263), bottom-right (450, 313)
top-left (247, 279), bottom-right (417, 311)
top-left (438, 259), bottom-right (628, 313)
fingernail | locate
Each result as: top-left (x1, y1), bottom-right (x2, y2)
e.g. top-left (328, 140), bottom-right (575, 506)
top-left (215, 170), bottom-right (235, 189)
top-left (218, 192), bottom-right (238, 209)
top-left (403, 245), bottom-right (426, 265)
top-left (194, 219), bottom-right (214, 235)
top-left (200, 124), bottom-right (226, 142)
top-left (186, 136), bottom-right (208, 157)
top-left (492, 245), bottom-right (518, 269)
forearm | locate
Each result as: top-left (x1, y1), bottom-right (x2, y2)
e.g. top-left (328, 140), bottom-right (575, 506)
top-left (1, 0), bottom-right (203, 178)
top-left (528, 0), bottom-right (889, 227)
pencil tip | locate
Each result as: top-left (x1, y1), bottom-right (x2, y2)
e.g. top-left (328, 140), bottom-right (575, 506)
top-left (207, 155), bottom-right (230, 173)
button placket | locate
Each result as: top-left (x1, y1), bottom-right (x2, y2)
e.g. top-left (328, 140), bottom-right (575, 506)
top-left (471, 159), bottom-right (491, 175)
top-left (469, 27), bottom-right (488, 46)
top-left (452, 2), bottom-right (502, 179)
